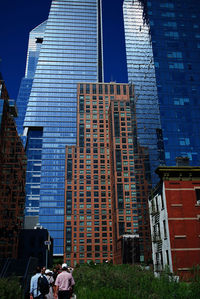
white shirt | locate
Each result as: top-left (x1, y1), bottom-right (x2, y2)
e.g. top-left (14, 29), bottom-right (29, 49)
top-left (30, 273), bottom-right (41, 298)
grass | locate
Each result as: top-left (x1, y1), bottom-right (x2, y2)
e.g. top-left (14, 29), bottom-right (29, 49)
top-left (72, 263), bottom-right (200, 299)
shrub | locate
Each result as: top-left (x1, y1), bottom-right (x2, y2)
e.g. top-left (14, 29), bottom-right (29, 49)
top-left (0, 277), bottom-right (23, 299)
top-left (72, 264), bottom-right (200, 299)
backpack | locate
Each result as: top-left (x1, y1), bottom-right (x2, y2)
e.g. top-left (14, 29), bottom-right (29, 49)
top-left (37, 275), bottom-right (50, 295)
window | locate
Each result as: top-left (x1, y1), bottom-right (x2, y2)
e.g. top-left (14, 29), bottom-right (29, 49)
top-left (99, 84), bottom-right (103, 94)
top-left (160, 3), bottom-right (174, 8)
top-left (161, 12), bottom-right (175, 17)
top-left (174, 98), bottom-right (189, 105)
top-left (117, 85), bottom-right (121, 95)
top-left (93, 84), bottom-right (96, 94)
top-left (167, 51), bottom-right (182, 58)
top-left (110, 85), bottom-right (114, 94)
top-left (166, 250), bottom-right (170, 265)
top-left (86, 84), bottom-right (90, 94)
top-left (123, 85), bottom-right (127, 95)
top-left (163, 21), bottom-right (177, 28)
top-left (169, 62), bottom-right (184, 69)
top-left (80, 84), bottom-right (84, 94)
top-left (163, 220), bottom-right (167, 239)
top-left (161, 195), bottom-right (164, 210)
top-left (195, 189), bottom-right (200, 205)
top-left (165, 31), bottom-right (179, 38)
top-left (105, 85), bottom-right (108, 94)
top-left (179, 138), bottom-right (190, 146)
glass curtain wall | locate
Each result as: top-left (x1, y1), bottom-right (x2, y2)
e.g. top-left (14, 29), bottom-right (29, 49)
top-left (123, 0), bottom-right (163, 185)
top-left (123, 0), bottom-right (200, 176)
top-left (23, 0), bottom-right (103, 255)
top-left (146, 0), bottom-right (200, 166)
top-left (16, 21), bottom-right (47, 137)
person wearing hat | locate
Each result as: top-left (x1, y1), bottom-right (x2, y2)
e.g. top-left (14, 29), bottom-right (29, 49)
top-left (45, 269), bottom-right (54, 299)
top-left (54, 263), bottom-right (75, 299)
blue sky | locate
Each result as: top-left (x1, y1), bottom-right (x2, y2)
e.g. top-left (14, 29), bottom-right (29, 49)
top-left (0, 0), bottom-right (127, 100)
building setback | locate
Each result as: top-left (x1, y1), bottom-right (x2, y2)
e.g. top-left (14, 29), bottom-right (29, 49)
top-left (16, 21), bottom-right (47, 137)
top-left (123, 0), bottom-right (200, 184)
top-left (64, 83), bottom-right (152, 266)
top-left (149, 162), bottom-right (200, 280)
top-left (0, 79), bottom-right (26, 259)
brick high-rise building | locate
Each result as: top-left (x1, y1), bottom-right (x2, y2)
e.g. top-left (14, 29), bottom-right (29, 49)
top-left (0, 79), bottom-right (27, 258)
top-left (64, 83), bottom-right (152, 266)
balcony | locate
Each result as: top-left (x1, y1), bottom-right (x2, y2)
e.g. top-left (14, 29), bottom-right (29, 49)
top-left (152, 233), bottom-right (162, 243)
top-left (150, 208), bottom-right (159, 216)
top-left (155, 263), bottom-right (163, 272)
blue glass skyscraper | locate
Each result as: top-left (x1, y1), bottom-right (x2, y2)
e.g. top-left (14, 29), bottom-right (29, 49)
top-left (123, 0), bottom-right (200, 183)
top-left (23, 0), bottom-right (103, 255)
top-left (16, 21), bottom-right (47, 137)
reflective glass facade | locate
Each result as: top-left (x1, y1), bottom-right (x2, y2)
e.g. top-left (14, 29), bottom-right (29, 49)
top-left (123, 0), bottom-right (200, 183)
top-left (23, 0), bottom-right (103, 255)
top-left (123, 0), bottom-right (164, 185)
top-left (16, 21), bottom-right (47, 136)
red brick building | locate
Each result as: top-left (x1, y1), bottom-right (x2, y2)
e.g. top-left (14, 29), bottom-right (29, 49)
top-left (149, 162), bottom-right (200, 280)
top-left (64, 83), bottom-right (151, 266)
top-left (0, 79), bottom-right (27, 258)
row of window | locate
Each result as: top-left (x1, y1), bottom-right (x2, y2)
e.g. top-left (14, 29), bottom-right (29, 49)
top-left (79, 84), bottom-right (128, 95)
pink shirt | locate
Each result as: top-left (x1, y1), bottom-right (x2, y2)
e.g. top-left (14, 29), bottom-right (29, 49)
top-left (55, 271), bottom-right (75, 291)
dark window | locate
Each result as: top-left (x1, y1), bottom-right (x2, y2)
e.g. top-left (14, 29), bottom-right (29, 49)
top-left (119, 222), bottom-right (125, 236)
top-left (161, 195), bottom-right (164, 209)
top-left (80, 84), bottom-right (84, 94)
top-left (195, 189), bottom-right (200, 204)
top-left (79, 124), bottom-right (84, 147)
top-left (166, 250), bottom-right (170, 265)
top-left (79, 97), bottom-right (84, 113)
top-left (99, 84), bottom-right (103, 94)
top-left (110, 84), bottom-right (114, 94)
top-left (116, 150), bottom-right (122, 171)
top-left (114, 112), bottom-right (120, 137)
top-left (117, 184), bottom-right (124, 208)
top-left (105, 85), bottom-right (108, 94)
top-left (123, 85), bottom-right (127, 95)
top-left (93, 84), bottom-right (96, 94)
top-left (67, 159), bottom-right (72, 180)
top-left (36, 38), bottom-right (43, 43)
top-left (163, 220), bottom-right (167, 239)
top-left (86, 84), bottom-right (90, 94)
top-left (117, 85), bottom-right (121, 95)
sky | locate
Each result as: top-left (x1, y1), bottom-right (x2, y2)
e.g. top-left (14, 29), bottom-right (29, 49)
top-left (0, 0), bottom-right (128, 100)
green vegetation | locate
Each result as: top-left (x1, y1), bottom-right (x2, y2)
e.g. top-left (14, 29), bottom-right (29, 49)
top-left (0, 277), bottom-right (23, 299)
top-left (73, 264), bottom-right (200, 299)
top-left (1, 264), bottom-right (199, 298)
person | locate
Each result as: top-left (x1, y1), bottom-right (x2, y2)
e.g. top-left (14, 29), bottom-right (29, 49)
top-left (52, 267), bottom-right (58, 282)
top-left (41, 266), bottom-right (46, 275)
top-left (67, 267), bottom-right (74, 274)
top-left (30, 267), bottom-right (44, 299)
top-left (45, 269), bottom-right (54, 299)
top-left (54, 263), bottom-right (75, 299)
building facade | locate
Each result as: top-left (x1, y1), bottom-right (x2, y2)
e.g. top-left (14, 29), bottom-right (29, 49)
top-left (22, 0), bottom-right (104, 255)
top-left (0, 79), bottom-right (26, 258)
top-left (149, 164), bottom-right (200, 280)
top-left (64, 83), bottom-right (151, 266)
top-left (16, 21), bottom-right (47, 137)
top-left (123, 0), bottom-right (200, 183)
